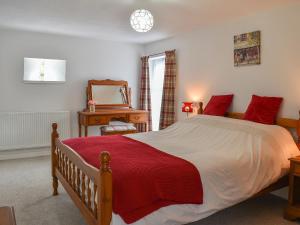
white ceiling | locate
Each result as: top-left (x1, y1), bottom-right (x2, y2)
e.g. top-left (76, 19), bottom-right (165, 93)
top-left (0, 0), bottom-right (297, 44)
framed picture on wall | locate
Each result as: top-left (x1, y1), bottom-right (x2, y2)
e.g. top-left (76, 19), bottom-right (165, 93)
top-left (234, 31), bottom-right (261, 66)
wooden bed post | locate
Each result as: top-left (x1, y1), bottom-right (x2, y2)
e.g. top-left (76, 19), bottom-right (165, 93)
top-left (197, 102), bottom-right (204, 114)
top-left (51, 123), bottom-right (59, 196)
top-left (98, 151), bottom-right (112, 225)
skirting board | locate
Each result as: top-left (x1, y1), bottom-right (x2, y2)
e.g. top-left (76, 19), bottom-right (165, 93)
top-left (0, 147), bottom-right (50, 160)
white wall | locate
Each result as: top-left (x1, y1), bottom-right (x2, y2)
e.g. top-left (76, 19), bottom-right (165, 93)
top-left (145, 3), bottom-right (300, 121)
top-left (0, 29), bottom-right (143, 136)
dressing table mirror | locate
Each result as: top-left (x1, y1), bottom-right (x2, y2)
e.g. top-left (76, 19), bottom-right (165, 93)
top-left (87, 79), bottom-right (130, 109)
top-left (78, 79), bottom-right (148, 137)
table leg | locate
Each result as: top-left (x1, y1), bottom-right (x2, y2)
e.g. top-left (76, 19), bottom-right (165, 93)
top-left (144, 122), bottom-right (149, 132)
top-left (84, 126), bottom-right (88, 137)
top-left (79, 125), bottom-right (82, 137)
top-left (78, 114), bottom-right (82, 137)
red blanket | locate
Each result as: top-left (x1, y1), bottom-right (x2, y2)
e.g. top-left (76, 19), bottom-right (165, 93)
top-left (63, 135), bottom-right (203, 223)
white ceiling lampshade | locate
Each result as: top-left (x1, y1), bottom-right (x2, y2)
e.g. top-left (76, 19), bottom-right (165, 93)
top-left (130, 9), bottom-right (154, 33)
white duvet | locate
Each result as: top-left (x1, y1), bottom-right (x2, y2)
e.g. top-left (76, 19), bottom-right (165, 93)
top-left (112, 115), bottom-right (299, 225)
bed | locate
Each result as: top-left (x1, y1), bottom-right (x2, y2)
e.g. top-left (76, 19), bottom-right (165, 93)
top-left (51, 109), bottom-right (300, 225)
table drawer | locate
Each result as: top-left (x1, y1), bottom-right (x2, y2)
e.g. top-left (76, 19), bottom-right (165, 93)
top-left (88, 116), bottom-right (108, 125)
top-left (129, 113), bottom-right (147, 123)
top-left (107, 114), bottom-right (127, 122)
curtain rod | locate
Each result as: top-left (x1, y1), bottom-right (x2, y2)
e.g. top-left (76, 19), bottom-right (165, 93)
top-left (148, 49), bottom-right (176, 58)
top-left (149, 52), bottom-right (165, 57)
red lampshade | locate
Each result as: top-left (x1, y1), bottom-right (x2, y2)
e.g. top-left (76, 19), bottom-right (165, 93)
top-left (182, 102), bottom-right (193, 113)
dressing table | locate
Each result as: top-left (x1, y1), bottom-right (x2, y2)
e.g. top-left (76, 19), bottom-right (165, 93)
top-left (78, 80), bottom-right (148, 137)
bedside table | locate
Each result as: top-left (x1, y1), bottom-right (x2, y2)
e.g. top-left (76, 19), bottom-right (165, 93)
top-left (0, 206), bottom-right (17, 225)
top-left (284, 157), bottom-right (300, 220)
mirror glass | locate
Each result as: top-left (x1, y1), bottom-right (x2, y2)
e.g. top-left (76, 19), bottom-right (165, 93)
top-left (91, 85), bottom-right (127, 105)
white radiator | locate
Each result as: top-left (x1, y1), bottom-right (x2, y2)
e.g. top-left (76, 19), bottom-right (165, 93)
top-left (0, 111), bottom-right (71, 151)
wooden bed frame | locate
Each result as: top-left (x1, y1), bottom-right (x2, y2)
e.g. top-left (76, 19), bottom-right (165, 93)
top-left (51, 105), bottom-right (300, 225)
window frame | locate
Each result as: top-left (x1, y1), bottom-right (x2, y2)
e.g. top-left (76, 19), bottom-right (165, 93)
top-left (23, 57), bottom-right (67, 84)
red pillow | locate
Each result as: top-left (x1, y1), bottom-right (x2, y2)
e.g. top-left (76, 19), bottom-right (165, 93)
top-left (243, 95), bottom-right (283, 125)
top-left (203, 94), bottom-right (234, 116)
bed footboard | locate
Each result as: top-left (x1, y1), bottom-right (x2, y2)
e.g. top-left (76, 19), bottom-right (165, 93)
top-left (51, 123), bottom-right (112, 225)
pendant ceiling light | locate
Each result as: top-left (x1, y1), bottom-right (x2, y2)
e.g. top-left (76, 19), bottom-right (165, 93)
top-left (130, 9), bottom-right (154, 33)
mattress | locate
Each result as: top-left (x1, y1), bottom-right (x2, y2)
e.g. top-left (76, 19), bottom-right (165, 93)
top-left (111, 115), bottom-right (299, 225)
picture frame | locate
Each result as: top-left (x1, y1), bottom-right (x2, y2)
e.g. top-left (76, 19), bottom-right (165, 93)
top-left (234, 31), bottom-right (261, 66)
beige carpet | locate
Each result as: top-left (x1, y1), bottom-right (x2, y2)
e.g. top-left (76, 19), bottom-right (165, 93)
top-left (0, 156), bottom-right (299, 225)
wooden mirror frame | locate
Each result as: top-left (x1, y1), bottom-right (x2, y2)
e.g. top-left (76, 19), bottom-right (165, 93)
top-left (87, 79), bottom-right (130, 109)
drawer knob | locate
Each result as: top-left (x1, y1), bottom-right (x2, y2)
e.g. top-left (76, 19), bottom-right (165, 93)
top-left (93, 117), bottom-right (101, 123)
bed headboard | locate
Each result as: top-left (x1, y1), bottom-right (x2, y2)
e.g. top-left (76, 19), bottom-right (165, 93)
top-left (197, 102), bottom-right (300, 148)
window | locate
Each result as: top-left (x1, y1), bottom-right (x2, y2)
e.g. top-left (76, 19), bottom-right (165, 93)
top-left (149, 55), bottom-right (165, 131)
top-left (24, 58), bottom-right (66, 83)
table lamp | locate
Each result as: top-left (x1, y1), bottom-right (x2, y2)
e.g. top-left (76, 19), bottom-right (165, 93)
top-left (182, 102), bottom-right (193, 117)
